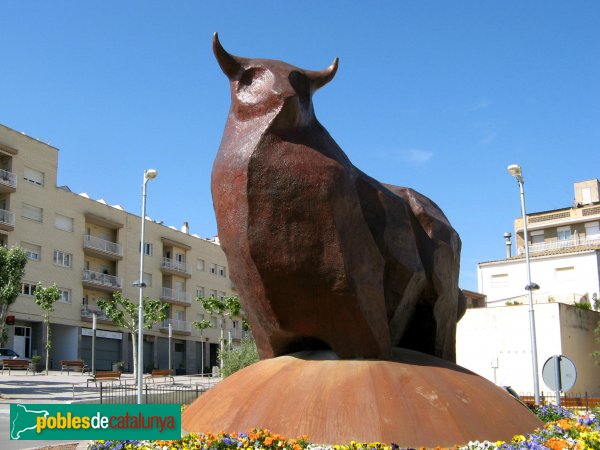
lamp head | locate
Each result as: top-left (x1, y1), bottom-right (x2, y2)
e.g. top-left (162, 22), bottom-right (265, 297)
top-left (507, 164), bottom-right (522, 178)
top-left (145, 169), bottom-right (158, 180)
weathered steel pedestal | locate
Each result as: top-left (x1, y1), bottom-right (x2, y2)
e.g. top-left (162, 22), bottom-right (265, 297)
top-left (182, 348), bottom-right (542, 447)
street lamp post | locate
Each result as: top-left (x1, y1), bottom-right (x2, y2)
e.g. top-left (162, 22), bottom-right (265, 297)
top-left (137, 169), bottom-right (157, 404)
top-left (168, 323), bottom-right (172, 372)
top-left (92, 312), bottom-right (97, 375)
top-left (507, 164), bottom-right (541, 405)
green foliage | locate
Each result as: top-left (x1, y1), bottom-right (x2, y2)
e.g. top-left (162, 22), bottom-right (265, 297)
top-left (34, 283), bottom-right (61, 374)
top-left (193, 319), bottom-right (212, 334)
top-left (219, 337), bottom-right (259, 377)
top-left (97, 291), bottom-right (168, 378)
top-left (97, 291), bottom-right (168, 333)
top-left (574, 300), bottom-right (592, 310)
top-left (0, 246), bottom-right (28, 345)
top-left (196, 295), bottom-right (242, 370)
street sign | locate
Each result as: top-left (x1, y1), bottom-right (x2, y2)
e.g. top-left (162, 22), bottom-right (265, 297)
top-left (542, 355), bottom-right (577, 392)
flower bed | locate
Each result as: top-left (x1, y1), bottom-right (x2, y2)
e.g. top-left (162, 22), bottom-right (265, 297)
top-left (88, 406), bottom-right (599, 450)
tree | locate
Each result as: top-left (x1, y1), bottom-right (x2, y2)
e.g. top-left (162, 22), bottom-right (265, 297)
top-left (192, 319), bottom-right (212, 375)
top-left (196, 295), bottom-right (241, 371)
top-left (34, 283), bottom-right (60, 375)
top-left (0, 246), bottom-right (28, 345)
top-left (219, 337), bottom-right (259, 377)
top-left (97, 291), bottom-right (168, 381)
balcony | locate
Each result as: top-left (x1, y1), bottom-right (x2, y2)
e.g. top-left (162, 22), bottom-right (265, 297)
top-left (160, 318), bottom-right (192, 335)
top-left (160, 287), bottom-right (192, 306)
top-left (160, 257), bottom-right (191, 277)
top-left (0, 169), bottom-right (16, 192)
top-left (518, 235), bottom-right (600, 256)
top-left (82, 269), bottom-right (122, 292)
top-left (81, 305), bottom-right (113, 323)
top-left (516, 203), bottom-right (600, 231)
top-left (0, 208), bottom-right (15, 231)
top-left (83, 235), bottom-right (123, 260)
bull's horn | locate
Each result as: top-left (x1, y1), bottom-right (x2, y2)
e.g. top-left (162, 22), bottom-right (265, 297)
top-left (213, 32), bottom-right (244, 79)
top-left (306, 57), bottom-right (339, 92)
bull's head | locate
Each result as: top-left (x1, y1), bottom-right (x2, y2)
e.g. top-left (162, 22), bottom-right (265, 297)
top-left (213, 33), bottom-right (338, 128)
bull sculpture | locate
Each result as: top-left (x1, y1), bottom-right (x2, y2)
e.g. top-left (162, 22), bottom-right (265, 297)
top-left (211, 33), bottom-right (466, 362)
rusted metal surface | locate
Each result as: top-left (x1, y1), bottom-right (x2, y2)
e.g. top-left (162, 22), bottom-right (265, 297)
top-left (182, 349), bottom-right (542, 447)
top-left (211, 33), bottom-right (466, 363)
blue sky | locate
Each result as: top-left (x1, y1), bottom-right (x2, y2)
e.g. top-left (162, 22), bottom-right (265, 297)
top-left (2, 1), bottom-right (599, 291)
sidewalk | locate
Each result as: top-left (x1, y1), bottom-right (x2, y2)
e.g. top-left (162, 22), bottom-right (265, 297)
top-left (0, 370), bottom-right (219, 450)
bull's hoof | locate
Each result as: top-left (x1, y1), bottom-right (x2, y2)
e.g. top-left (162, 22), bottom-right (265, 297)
top-left (182, 348), bottom-right (542, 447)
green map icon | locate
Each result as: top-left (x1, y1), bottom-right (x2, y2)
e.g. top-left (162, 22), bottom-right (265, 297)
top-left (10, 404), bottom-right (49, 439)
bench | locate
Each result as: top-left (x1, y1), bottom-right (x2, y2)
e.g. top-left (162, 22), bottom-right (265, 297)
top-left (60, 360), bottom-right (90, 375)
top-left (86, 370), bottom-right (122, 387)
top-left (145, 369), bottom-right (174, 384)
top-left (1, 359), bottom-right (33, 375)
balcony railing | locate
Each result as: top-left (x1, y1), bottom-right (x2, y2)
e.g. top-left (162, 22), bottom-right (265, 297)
top-left (0, 209), bottom-right (15, 227)
top-left (160, 257), bottom-right (191, 275)
top-left (0, 169), bottom-right (17, 189)
top-left (82, 269), bottom-right (123, 289)
top-left (161, 287), bottom-right (192, 305)
top-left (81, 305), bottom-right (112, 322)
top-left (161, 318), bottom-right (192, 333)
top-left (83, 235), bottom-right (123, 257)
top-left (518, 235), bottom-right (600, 255)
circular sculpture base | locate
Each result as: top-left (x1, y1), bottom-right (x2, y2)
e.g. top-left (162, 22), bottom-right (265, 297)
top-left (182, 349), bottom-right (542, 447)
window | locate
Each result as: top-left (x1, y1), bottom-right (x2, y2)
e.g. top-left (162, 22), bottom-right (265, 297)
top-left (530, 230), bottom-right (544, 244)
top-left (23, 167), bottom-right (44, 186)
top-left (142, 272), bottom-right (152, 287)
top-left (555, 266), bottom-right (575, 282)
top-left (491, 274), bottom-right (508, 287)
top-left (58, 288), bottom-right (71, 303)
top-left (218, 265), bottom-right (226, 277)
top-left (218, 291), bottom-right (226, 300)
top-left (176, 253), bottom-right (185, 263)
top-left (22, 242), bottom-right (41, 261)
top-left (232, 320), bottom-right (238, 329)
top-left (585, 221), bottom-right (600, 239)
top-left (140, 242), bottom-right (153, 256)
top-left (209, 289), bottom-right (217, 298)
top-left (53, 250), bottom-right (72, 268)
top-left (22, 203), bottom-right (43, 222)
top-left (196, 287), bottom-right (205, 298)
top-left (211, 317), bottom-right (217, 327)
top-left (209, 263), bottom-right (217, 275)
top-left (21, 282), bottom-right (37, 296)
top-left (557, 226), bottom-right (571, 241)
top-left (54, 214), bottom-right (74, 232)
top-left (197, 259), bottom-right (205, 272)
top-left (175, 310), bottom-right (185, 321)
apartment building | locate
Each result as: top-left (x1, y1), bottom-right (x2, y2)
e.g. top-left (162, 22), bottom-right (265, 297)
top-left (478, 179), bottom-right (600, 306)
top-left (456, 178), bottom-right (600, 394)
top-left (0, 123), bottom-right (242, 374)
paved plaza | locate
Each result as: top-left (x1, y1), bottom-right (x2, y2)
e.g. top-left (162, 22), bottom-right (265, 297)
top-left (0, 370), bottom-right (219, 450)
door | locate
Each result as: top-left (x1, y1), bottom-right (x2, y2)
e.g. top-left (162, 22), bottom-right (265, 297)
top-left (13, 326), bottom-right (32, 358)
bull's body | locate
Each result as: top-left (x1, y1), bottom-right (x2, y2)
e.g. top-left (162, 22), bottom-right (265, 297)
top-left (211, 34), bottom-right (465, 361)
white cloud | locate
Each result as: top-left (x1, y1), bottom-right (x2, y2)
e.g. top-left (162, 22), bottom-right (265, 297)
top-left (403, 148), bottom-right (434, 164)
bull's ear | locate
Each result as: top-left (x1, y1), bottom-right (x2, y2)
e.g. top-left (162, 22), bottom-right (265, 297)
top-left (213, 32), bottom-right (244, 79)
top-left (305, 57), bottom-right (339, 92)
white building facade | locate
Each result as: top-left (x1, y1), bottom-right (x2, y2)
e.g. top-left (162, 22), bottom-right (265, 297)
top-left (457, 179), bottom-right (600, 395)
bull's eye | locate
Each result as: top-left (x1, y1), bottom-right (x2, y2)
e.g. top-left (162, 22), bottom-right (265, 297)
top-left (237, 68), bottom-right (274, 104)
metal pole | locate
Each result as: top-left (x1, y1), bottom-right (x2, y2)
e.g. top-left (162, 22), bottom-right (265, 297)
top-left (554, 355), bottom-right (562, 406)
top-left (137, 170), bottom-right (156, 404)
top-left (517, 177), bottom-right (541, 405)
top-left (168, 323), bottom-right (172, 371)
top-left (92, 312), bottom-right (97, 375)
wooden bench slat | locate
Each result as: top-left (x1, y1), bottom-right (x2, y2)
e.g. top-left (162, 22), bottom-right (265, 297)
top-left (1, 359), bottom-right (33, 375)
top-left (87, 370), bottom-right (122, 387)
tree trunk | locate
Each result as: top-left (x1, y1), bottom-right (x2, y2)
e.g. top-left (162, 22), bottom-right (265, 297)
top-left (131, 331), bottom-right (138, 382)
top-left (0, 303), bottom-right (8, 346)
top-left (44, 317), bottom-right (50, 375)
top-left (220, 320), bottom-right (224, 371)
